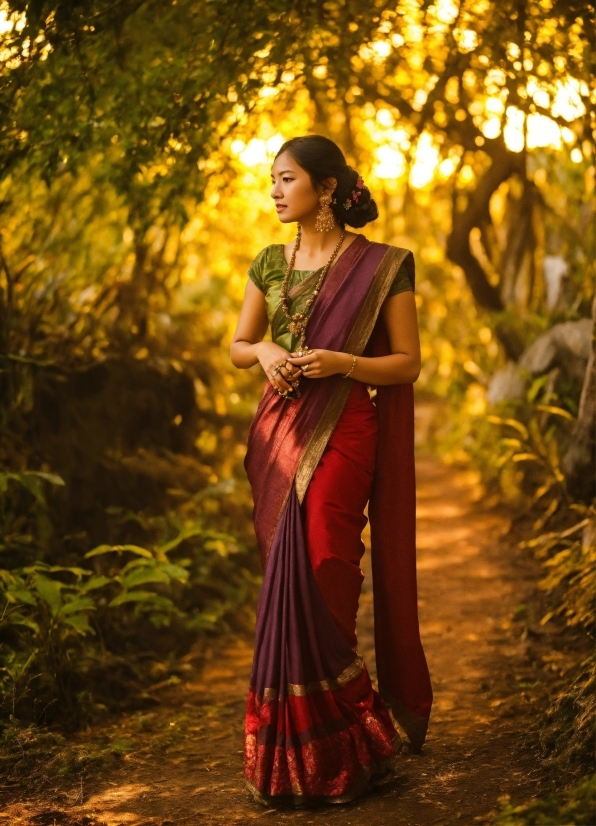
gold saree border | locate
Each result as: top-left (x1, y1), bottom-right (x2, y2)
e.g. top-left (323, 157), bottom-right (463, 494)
top-left (260, 655), bottom-right (364, 700)
top-left (294, 246), bottom-right (413, 503)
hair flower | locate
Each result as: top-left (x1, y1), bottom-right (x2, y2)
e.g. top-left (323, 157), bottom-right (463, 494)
top-left (343, 198), bottom-right (352, 210)
top-left (356, 176), bottom-right (365, 189)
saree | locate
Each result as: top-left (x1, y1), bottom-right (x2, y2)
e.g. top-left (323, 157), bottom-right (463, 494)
top-left (243, 234), bottom-right (433, 804)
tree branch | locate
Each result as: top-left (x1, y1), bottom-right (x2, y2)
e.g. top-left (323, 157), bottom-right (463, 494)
top-left (446, 142), bottom-right (525, 312)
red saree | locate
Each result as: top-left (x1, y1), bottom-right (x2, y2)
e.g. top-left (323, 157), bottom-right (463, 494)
top-left (243, 235), bottom-right (432, 805)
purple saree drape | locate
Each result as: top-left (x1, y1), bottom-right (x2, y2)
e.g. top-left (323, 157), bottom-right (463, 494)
top-left (244, 235), bottom-right (433, 804)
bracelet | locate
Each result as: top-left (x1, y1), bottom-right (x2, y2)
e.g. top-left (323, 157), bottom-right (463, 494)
top-left (342, 353), bottom-right (357, 378)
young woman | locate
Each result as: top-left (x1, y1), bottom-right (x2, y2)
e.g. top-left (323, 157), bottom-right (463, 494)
top-left (230, 135), bottom-right (432, 806)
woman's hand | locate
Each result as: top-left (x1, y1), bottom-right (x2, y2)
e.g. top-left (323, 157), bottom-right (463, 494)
top-left (256, 342), bottom-right (304, 394)
top-left (286, 348), bottom-right (351, 379)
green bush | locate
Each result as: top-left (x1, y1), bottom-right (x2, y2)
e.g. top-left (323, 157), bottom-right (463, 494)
top-left (0, 471), bottom-right (257, 728)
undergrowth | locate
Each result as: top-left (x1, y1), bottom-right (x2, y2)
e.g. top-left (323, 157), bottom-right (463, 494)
top-left (435, 374), bottom-right (595, 823)
top-left (493, 775), bottom-right (596, 826)
top-left (0, 470), bottom-right (258, 731)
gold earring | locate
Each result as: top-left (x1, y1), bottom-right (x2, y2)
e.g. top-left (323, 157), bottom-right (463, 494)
top-left (314, 191), bottom-right (336, 232)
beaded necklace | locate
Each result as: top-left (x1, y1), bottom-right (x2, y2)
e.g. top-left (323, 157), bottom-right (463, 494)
top-left (278, 225), bottom-right (346, 350)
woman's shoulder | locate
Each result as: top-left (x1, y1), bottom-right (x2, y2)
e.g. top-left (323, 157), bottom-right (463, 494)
top-left (247, 244), bottom-right (286, 291)
top-left (380, 244), bottom-right (415, 294)
top-left (249, 244), bottom-right (287, 270)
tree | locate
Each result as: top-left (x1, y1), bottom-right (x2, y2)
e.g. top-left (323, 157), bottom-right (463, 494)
top-left (305, 0), bottom-right (593, 353)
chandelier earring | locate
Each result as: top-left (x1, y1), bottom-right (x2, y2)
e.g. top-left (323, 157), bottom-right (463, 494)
top-left (314, 191), bottom-right (336, 233)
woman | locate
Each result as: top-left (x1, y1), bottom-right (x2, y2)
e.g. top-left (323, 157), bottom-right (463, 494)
top-left (230, 135), bottom-right (432, 806)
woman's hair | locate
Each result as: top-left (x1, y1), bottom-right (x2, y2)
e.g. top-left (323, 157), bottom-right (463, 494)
top-left (275, 135), bottom-right (378, 229)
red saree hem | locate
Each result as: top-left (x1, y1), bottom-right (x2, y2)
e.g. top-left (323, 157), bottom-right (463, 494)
top-left (244, 663), bottom-right (402, 805)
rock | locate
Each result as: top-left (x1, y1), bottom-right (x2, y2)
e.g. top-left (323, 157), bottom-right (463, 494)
top-left (519, 319), bottom-right (592, 383)
top-left (487, 318), bottom-right (592, 403)
top-left (486, 362), bottom-right (528, 404)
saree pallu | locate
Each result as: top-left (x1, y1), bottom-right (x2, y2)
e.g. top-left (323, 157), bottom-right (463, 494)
top-left (244, 235), bottom-right (433, 805)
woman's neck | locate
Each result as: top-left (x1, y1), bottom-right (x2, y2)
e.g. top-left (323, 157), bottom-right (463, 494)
top-left (299, 221), bottom-right (344, 253)
top-left (287, 222), bottom-right (354, 270)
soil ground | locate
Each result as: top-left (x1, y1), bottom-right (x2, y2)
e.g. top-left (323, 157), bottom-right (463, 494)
top-left (1, 456), bottom-right (559, 826)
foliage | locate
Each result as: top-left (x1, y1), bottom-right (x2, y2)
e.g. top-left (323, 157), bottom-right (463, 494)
top-left (453, 369), bottom-right (596, 759)
top-left (524, 512), bottom-right (596, 783)
top-left (485, 402), bottom-right (572, 514)
top-left (526, 510), bottom-right (595, 632)
top-left (435, 370), bottom-right (576, 509)
top-left (538, 652), bottom-right (595, 779)
top-left (493, 774), bottom-right (596, 826)
top-left (0, 470), bottom-right (256, 727)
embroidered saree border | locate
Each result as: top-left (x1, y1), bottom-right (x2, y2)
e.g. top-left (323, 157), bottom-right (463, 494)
top-left (294, 246), bottom-right (413, 503)
top-left (244, 744), bottom-right (401, 807)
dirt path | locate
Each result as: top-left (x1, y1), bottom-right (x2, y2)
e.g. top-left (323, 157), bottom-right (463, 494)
top-left (2, 457), bottom-right (547, 826)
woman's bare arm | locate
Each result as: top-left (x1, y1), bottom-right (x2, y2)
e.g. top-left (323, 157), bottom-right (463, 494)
top-left (229, 280), bottom-right (269, 368)
top-left (230, 280), bottom-right (301, 393)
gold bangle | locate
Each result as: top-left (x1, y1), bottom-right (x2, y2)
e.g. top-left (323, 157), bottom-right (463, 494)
top-left (342, 353), bottom-right (356, 378)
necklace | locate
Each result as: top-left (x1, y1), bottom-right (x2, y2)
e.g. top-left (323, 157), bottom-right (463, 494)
top-left (279, 225), bottom-right (346, 349)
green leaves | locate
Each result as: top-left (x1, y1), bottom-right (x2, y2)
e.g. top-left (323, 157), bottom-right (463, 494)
top-left (61, 614), bottom-right (95, 635)
top-left (60, 597), bottom-right (96, 615)
top-left (33, 574), bottom-right (63, 617)
top-left (0, 455), bottom-right (255, 726)
top-left (486, 390), bottom-right (574, 522)
top-left (108, 590), bottom-right (163, 607)
top-left (486, 415), bottom-right (529, 440)
top-left (0, 471), bottom-right (65, 504)
top-left (85, 544), bottom-right (153, 559)
top-left (534, 404), bottom-right (576, 422)
top-left (116, 568), bottom-right (171, 589)
top-left (81, 542), bottom-right (189, 616)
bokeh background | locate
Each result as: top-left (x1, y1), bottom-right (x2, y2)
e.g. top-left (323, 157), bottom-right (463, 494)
top-left (0, 0), bottom-right (593, 819)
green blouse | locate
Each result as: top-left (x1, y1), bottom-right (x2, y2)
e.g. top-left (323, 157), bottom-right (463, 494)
top-left (248, 244), bottom-right (412, 353)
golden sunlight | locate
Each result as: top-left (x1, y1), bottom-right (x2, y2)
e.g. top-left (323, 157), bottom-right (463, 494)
top-left (373, 145), bottom-right (407, 180)
top-left (410, 133), bottom-right (441, 189)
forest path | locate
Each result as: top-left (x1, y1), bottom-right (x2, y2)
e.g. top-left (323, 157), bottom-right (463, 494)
top-left (2, 456), bottom-right (545, 826)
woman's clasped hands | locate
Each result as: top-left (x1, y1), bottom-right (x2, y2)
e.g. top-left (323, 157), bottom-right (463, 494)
top-left (257, 342), bottom-right (302, 396)
top-left (286, 348), bottom-right (347, 379)
top-left (257, 342), bottom-right (348, 397)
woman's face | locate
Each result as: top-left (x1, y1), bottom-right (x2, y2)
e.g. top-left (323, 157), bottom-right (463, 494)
top-left (270, 151), bottom-right (334, 225)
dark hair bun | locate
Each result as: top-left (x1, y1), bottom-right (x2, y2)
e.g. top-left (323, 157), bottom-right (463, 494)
top-left (276, 135), bottom-right (379, 229)
top-left (332, 165), bottom-right (378, 229)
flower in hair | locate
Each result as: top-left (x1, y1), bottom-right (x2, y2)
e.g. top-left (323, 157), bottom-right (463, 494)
top-left (356, 176), bottom-right (365, 189)
top-left (343, 198), bottom-right (352, 210)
